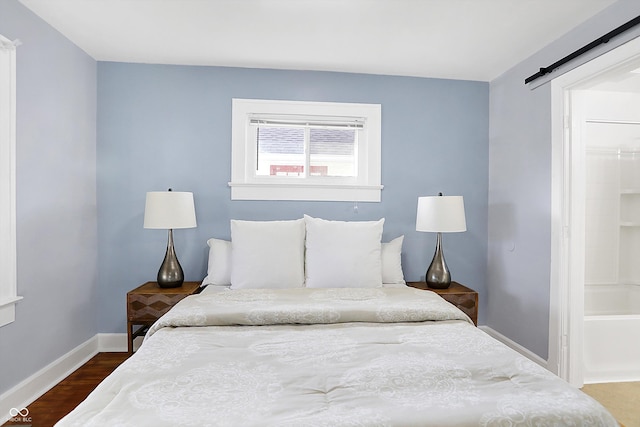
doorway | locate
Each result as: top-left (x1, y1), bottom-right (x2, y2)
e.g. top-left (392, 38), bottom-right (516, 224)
top-left (550, 36), bottom-right (640, 387)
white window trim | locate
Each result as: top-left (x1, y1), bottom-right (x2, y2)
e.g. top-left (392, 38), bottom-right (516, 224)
top-left (229, 98), bottom-right (383, 202)
top-left (0, 35), bottom-right (20, 327)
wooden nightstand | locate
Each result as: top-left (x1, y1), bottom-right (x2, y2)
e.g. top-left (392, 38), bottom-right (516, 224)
top-left (126, 281), bottom-right (201, 354)
top-left (406, 281), bottom-right (478, 326)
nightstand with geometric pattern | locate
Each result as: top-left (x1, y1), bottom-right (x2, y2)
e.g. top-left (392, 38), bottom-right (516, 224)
top-left (126, 281), bottom-right (201, 353)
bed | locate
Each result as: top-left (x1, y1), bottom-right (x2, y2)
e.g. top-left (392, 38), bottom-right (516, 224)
top-left (56, 216), bottom-right (618, 426)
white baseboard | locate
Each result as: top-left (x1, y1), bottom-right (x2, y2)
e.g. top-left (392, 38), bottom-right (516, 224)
top-left (479, 325), bottom-right (548, 369)
top-left (97, 332), bottom-right (129, 352)
top-left (584, 371), bottom-right (640, 384)
top-left (0, 333), bottom-right (129, 423)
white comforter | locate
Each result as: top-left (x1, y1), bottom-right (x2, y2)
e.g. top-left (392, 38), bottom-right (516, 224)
top-left (56, 287), bottom-right (617, 426)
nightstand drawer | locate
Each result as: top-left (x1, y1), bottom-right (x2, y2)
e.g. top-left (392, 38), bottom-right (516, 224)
top-left (127, 293), bottom-right (191, 322)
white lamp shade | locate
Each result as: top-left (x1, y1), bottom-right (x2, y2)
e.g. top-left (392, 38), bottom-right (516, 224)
top-left (143, 191), bottom-right (197, 229)
top-left (416, 195), bottom-right (466, 233)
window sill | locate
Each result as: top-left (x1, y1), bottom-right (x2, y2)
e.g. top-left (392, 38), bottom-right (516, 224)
top-left (229, 182), bottom-right (383, 202)
top-left (0, 296), bottom-right (23, 327)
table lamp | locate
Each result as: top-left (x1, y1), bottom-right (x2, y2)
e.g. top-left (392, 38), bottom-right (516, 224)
top-left (416, 193), bottom-right (466, 289)
top-left (143, 189), bottom-right (197, 288)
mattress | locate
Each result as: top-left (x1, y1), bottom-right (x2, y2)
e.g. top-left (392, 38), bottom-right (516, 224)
top-left (56, 286), bottom-right (617, 426)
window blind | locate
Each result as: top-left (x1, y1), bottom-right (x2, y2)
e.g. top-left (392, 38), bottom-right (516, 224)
top-left (249, 114), bottom-right (365, 129)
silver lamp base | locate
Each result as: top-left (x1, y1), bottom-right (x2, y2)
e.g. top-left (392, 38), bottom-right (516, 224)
top-left (426, 232), bottom-right (451, 289)
top-left (157, 229), bottom-right (184, 288)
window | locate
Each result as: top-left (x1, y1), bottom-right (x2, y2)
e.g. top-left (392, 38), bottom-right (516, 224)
top-left (230, 99), bottom-right (382, 201)
top-left (0, 35), bottom-right (19, 327)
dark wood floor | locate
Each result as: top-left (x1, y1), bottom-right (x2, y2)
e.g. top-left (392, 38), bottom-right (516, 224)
top-left (3, 352), bottom-right (129, 427)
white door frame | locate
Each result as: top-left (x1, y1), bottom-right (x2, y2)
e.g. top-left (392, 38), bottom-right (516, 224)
top-left (549, 36), bottom-right (640, 387)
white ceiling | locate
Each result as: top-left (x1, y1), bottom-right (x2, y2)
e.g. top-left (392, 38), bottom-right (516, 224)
top-left (18, 0), bottom-right (618, 82)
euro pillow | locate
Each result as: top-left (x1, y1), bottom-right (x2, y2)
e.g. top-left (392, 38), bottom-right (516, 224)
top-left (304, 215), bottom-right (384, 288)
top-left (230, 219), bottom-right (305, 289)
top-left (382, 235), bottom-right (405, 285)
top-left (202, 238), bottom-right (232, 286)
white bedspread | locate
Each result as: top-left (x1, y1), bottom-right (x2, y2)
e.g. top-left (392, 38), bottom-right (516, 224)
top-left (56, 287), bottom-right (617, 426)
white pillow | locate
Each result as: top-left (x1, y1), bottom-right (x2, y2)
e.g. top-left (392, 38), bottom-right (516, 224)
top-left (304, 215), bottom-right (384, 288)
top-left (382, 235), bottom-right (405, 285)
top-left (202, 238), bottom-right (232, 286)
top-left (230, 219), bottom-right (305, 289)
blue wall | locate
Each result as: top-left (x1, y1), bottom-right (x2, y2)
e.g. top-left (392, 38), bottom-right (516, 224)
top-left (97, 62), bottom-right (489, 332)
top-left (0, 0), bottom-right (97, 395)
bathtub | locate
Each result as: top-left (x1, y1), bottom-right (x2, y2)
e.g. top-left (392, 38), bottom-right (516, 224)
top-left (584, 284), bottom-right (640, 383)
